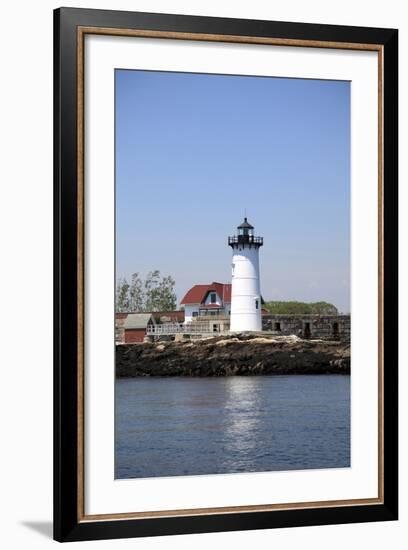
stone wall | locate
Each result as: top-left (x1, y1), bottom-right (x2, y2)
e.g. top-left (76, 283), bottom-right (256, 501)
top-left (116, 312), bottom-right (351, 342)
top-left (115, 315), bottom-right (127, 344)
top-left (262, 314), bottom-right (350, 340)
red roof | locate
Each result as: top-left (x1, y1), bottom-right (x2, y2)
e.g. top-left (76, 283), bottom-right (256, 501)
top-left (180, 282), bottom-right (231, 305)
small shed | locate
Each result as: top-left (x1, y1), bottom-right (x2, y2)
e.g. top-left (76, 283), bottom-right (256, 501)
top-left (124, 313), bottom-right (155, 343)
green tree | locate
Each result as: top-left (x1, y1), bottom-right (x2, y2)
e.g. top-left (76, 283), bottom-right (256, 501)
top-left (116, 271), bottom-right (177, 312)
top-left (115, 277), bottom-right (130, 312)
top-left (156, 274), bottom-right (177, 311)
top-left (129, 272), bottom-right (144, 312)
top-left (144, 270), bottom-right (176, 311)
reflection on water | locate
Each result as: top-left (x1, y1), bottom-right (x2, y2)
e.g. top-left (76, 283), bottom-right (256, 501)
top-left (223, 378), bottom-right (263, 459)
top-left (115, 375), bottom-right (350, 479)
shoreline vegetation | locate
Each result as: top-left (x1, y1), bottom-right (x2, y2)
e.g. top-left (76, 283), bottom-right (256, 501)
top-left (116, 334), bottom-right (350, 377)
top-left (263, 300), bottom-right (340, 315)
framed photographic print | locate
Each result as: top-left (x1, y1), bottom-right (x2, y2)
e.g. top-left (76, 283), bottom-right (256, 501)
top-left (54, 7), bottom-right (398, 542)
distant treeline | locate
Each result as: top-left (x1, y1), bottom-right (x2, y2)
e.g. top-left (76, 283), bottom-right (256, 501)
top-left (264, 301), bottom-right (338, 315)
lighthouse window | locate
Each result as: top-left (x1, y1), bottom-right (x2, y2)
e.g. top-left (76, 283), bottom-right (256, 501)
top-left (210, 292), bottom-right (216, 304)
top-left (255, 299), bottom-right (259, 310)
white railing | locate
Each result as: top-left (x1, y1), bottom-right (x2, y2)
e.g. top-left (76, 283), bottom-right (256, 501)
top-left (146, 322), bottom-right (228, 335)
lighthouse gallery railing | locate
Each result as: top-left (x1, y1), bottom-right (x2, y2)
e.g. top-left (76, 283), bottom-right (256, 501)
top-left (228, 235), bottom-right (263, 246)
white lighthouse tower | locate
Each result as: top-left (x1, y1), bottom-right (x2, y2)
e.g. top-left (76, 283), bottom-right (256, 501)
top-left (228, 218), bottom-right (263, 332)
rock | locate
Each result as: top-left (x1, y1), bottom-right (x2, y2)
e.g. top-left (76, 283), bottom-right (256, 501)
top-left (115, 334), bottom-right (350, 378)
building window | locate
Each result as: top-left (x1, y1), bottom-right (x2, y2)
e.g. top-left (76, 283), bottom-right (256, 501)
top-left (275, 322), bottom-right (281, 331)
top-left (255, 299), bottom-right (259, 310)
top-left (192, 311), bottom-right (198, 317)
top-left (210, 292), bottom-right (216, 304)
top-left (332, 322), bottom-right (339, 336)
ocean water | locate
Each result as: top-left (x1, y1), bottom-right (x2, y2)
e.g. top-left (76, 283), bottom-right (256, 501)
top-left (115, 375), bottom-right (350, 479)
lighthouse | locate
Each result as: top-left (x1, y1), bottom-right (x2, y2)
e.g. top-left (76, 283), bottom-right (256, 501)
top-left (228, 218), bottom-right (263, 332)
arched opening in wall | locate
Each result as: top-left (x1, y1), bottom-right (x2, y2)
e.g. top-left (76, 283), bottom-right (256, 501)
top-left (274, 322), bottom-right (281, 331)
top-left (332, 322), bottom-right (339, 337)
top-left (303, 322), bottom-right (311, 338)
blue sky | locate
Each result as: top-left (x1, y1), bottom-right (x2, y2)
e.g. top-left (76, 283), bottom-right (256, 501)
top-left (116, 70), bottom-right (350, 313)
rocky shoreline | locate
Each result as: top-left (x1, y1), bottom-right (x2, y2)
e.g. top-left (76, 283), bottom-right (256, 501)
top-left (116, 334), bottom-right (350, 377)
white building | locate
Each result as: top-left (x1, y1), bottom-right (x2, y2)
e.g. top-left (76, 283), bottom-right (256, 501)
top-left (228, 218), bottom-right (263, 332)
top-left (180, 282), bottom-right (232, 324)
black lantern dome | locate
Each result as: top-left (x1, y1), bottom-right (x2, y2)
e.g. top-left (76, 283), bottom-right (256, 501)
top-left (228, 217), bottom-right (263, 248)
top-left (238, 217), bottom-right (254, 230)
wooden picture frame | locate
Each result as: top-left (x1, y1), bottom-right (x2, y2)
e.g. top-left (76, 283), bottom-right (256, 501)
top-left (54, 7), bottom-right (398, 542)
